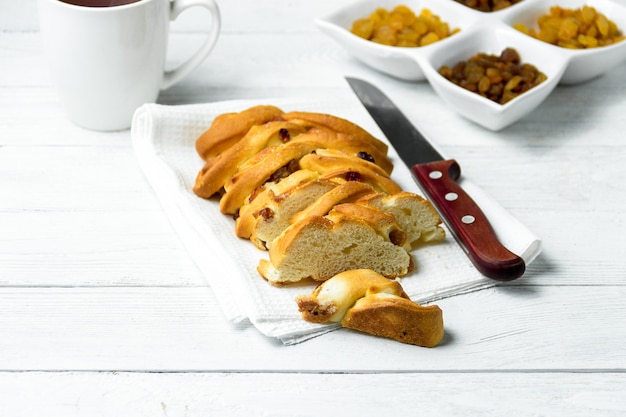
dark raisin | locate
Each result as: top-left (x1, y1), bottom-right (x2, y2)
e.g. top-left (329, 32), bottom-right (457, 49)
top-left (232, 209), bottom-right (240, 221)
top-left (357, 151), bottom-right (375, 163)
top-left (345, 171), bottom-right (362, 182)
top-left (389, 229), bottom-right (406, 246)
top-left (259, 207), bottom-right (274, 220)
top-left (278, 128), bottom-right (291, 143)
top-left (500, 47), bottom-right (521, 64)
top-left (268, 160), bottom-right (300, 183)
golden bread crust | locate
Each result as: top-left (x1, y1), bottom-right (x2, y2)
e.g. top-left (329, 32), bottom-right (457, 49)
top-left (299, 148), bottom-right (391, 177)
top-left (195, 105), bottom-right (284, 160)
top-left (296, 269), bottom-right (406, 323)
top-left (290, 181), bottom-right (376, 225)
top-left (319, 167), bottom-right (402, 195)
top-left (290, 128), bottom-right (393, 174)
top-left (282, 111), bottom-right (388, 154)
top-left (342, 294), bottom-right (444, 348)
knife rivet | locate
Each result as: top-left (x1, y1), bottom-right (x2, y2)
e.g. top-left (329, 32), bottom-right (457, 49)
top-left (429, 171), bottom-right (443, 179)
top-left (445, 192), bottom-right (458, 201)
top-left (462, 215), bottom-right (475, 224)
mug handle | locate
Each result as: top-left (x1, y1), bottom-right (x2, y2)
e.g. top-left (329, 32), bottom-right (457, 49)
top-left (162, 0), bottom-right (221, 90)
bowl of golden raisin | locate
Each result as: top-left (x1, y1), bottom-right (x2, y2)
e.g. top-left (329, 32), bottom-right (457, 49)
top-left (316, 0), bottom-right (626, 130)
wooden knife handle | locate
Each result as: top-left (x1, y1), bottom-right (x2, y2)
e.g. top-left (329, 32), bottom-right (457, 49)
top-left (412, 159), bottom-right (525, 281)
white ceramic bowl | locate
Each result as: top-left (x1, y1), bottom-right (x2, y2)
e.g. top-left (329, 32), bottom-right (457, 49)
top-left (316, 0), bottom-right (626, 130)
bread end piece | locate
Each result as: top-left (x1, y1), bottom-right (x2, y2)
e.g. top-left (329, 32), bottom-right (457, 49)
top-left (342, 293), bottom-right (444, 347)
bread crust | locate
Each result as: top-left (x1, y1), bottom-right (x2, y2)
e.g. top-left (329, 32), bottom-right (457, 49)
top-left (342, 294), bottom-right (444, 348)
top-left (290, 181), bottom-right (376, 226)
top-left (299, 148), bottom-right (391, 177)
top-left (319, 167), bottom-right (402, 195)
top-left (195, 105), bottom-right (284, 160)
top-left (290, 128), bottom-right (393, 174)
top-left (296, 269), bottom-right (407, 323)
top-left (282, 111), bottom-right (388, 154)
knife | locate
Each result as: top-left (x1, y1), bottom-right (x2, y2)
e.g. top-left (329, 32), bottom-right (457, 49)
top-left (346, 77), bottom-right (525, 281)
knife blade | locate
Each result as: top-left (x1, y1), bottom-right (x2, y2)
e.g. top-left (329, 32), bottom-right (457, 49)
top-left (346, 77), bottom-right (525, 281)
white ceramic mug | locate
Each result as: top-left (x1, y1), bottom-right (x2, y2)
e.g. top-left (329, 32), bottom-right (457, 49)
top-left (38, 0), bottom-right (220, 131)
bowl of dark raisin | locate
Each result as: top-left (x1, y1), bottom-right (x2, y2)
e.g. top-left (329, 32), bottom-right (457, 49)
top-left (317, 0), bottom-right (626, 130)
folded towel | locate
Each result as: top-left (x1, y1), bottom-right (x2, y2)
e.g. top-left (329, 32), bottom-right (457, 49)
top-left (131, 97), bottom-right (541, 344)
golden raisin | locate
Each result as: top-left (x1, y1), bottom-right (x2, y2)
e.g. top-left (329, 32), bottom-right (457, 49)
top-left (515, 6), bottom-right (625, 48)
top-left (350, 5), bottom-right (459, 47)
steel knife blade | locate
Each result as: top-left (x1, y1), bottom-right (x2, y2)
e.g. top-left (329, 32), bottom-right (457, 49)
top-left (346, 77), bottom-right (525, 281)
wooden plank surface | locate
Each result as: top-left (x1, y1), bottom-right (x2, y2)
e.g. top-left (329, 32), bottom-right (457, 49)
top-left (1, 372), bottom-right (625, 417)
top-left (0, 286), bottom-right (624, 372)
top-left (2, 0), bottom-right (626, 415)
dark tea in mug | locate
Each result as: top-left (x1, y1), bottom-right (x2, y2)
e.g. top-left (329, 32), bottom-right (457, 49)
top-left (59, 0), bottom-right (140, 6)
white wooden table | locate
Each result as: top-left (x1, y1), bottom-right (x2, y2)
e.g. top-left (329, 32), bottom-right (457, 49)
top-left (2, 1), bottom-right (626, 415)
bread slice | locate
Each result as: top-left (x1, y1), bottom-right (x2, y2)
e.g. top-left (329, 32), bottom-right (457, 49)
top-left (235, 169), bottom-right (321, 239)
top-left (358, 192), bottom-right (446, 246)
top-left (247, 179), bottom-right (338, 250)
top-left (194, 121), bottom-right (307, 198)
top-left (342, 293), bottom-right (444, 347)
top-left (257, 207), bottom-right (411, 285)
top-left (329, 203), bottom-right (410, 251)
top-left (195, 105), bottom-right (284, 160)
top-left (289, 181), bottom-right (376, 226)
top-left (219, 141), bottom-right (319, 214)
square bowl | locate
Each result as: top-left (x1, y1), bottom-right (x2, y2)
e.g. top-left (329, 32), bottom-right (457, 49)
top-left (317, 0), bottom-right (626, 129)
top-left (420, 26), bottom-right (566, 131)
top-left (315, 0), bottom-right (480, 81)
top-left (501, 0), bottom-right (626, 84)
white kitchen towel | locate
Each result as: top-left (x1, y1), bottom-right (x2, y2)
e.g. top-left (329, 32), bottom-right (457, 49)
top-left (131, 97), bottom-right (542, 344)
